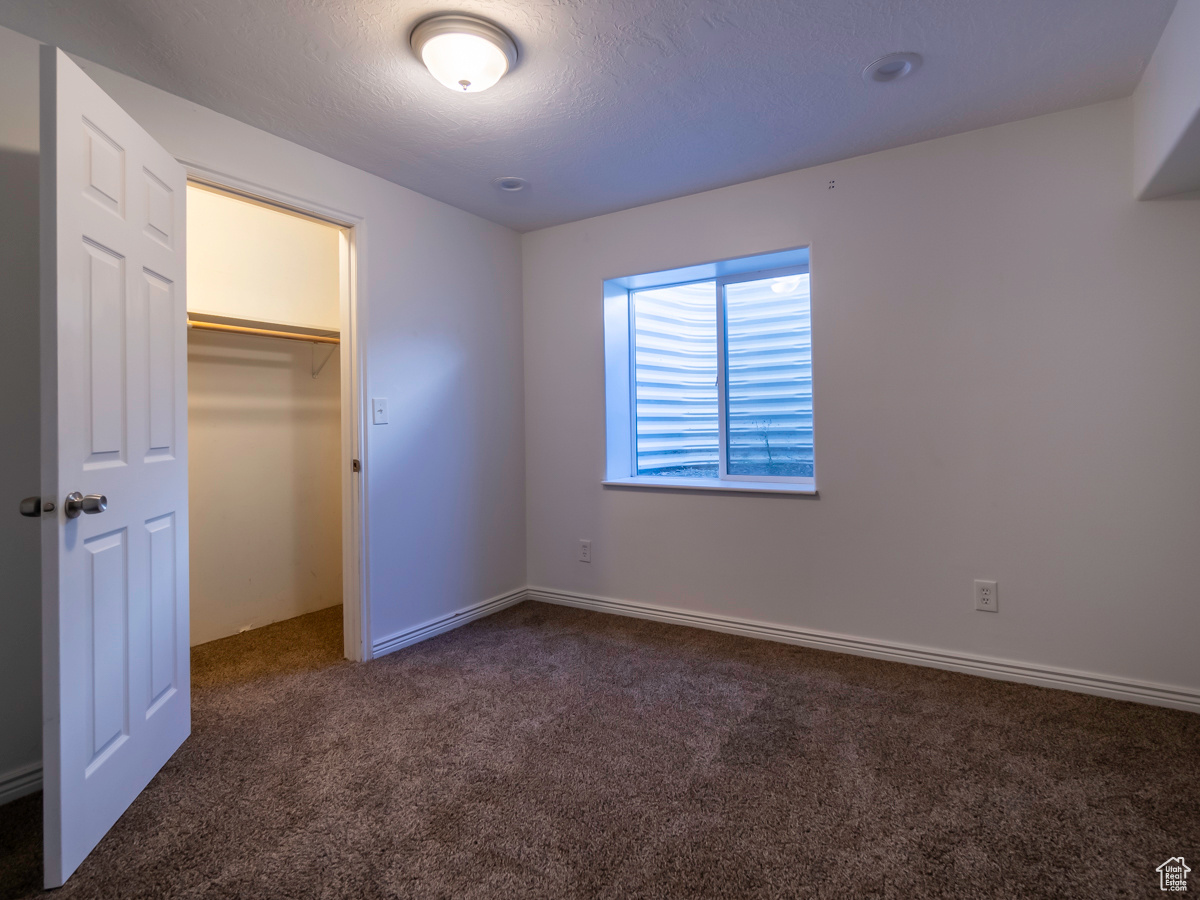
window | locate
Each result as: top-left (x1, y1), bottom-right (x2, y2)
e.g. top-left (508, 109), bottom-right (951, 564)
top-left (604, 247), bottom-right (815, 493)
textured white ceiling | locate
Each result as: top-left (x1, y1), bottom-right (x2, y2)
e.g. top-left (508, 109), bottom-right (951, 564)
top-left (0, 0), bottom-right (1176, 230)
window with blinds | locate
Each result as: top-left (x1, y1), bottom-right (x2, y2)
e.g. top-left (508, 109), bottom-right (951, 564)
top-left (623, 260), bottom-right (813, 486)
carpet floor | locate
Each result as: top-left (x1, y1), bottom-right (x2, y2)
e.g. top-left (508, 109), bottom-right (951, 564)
top-left (1, 600), bottom-right (1197, 899)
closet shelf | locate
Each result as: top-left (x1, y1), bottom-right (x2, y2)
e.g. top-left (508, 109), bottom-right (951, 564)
top-left (187, 318), bottom-right (340, 345)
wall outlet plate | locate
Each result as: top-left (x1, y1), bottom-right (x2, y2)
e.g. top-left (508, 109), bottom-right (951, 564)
top-left (975, 580), bottom-right (998, 612)
top-left (579, 539), bottom-right (592, 563)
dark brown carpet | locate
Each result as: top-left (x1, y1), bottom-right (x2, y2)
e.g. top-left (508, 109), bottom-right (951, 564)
top-left (1, 601), bottom-right (1197, 899)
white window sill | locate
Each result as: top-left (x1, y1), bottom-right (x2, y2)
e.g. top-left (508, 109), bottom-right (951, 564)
top-left (602, 476), bottom-right (817, 495)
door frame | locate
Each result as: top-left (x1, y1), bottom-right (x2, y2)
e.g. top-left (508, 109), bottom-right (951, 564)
top-left (179, 162), bottom-right (372, 662)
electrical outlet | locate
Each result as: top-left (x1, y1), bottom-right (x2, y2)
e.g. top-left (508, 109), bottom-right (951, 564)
top-left (372, 398), bottom-right (388, 425)
top-left (578, 539), bottom-right (592, 563)
top-left (975, 580), bottom-right (998, 613)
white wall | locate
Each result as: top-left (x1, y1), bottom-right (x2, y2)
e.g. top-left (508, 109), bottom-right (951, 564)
top-left (0, 23), bottom-right (43, 798)
top-left (1, 19), bottom-right (524, 746)
top-left (523, 98), bottom-right (1200, 701)
top-left (1133, 0), bottom-right (1200, 199)
top-left (188, 334), bottom-right (343, 646)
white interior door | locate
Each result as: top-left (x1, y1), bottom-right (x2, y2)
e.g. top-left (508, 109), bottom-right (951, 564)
top-left (39, 46), bottom-right (189, 888)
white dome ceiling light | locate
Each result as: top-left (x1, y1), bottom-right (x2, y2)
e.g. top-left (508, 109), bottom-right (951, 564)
top-left (862, 52), bottom-right (923, 84)
top-left (410, 14), bottom-right (518, 93)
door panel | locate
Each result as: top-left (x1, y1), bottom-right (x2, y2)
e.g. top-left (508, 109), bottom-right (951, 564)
top-left (41, 46), bottom-right (190, 888)
top-left (142, 168), bottom-right (175, 247)
top-left (144, 271), bottom-right (176, 457)
top-left (84, 527), bottom-right (128, 765)
top-left (82, 119), bottom-right (125, 216)
top-left (83, 240), bottom-right (126, 462)
top-left (146, 513), bottom-right (177, 707)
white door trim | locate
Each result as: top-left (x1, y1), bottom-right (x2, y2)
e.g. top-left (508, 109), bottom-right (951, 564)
top-left (178, 162), bottom-right (372, 662)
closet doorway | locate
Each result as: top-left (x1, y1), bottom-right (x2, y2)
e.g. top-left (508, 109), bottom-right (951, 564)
top-left (185, 180), bottom-right (365, 662)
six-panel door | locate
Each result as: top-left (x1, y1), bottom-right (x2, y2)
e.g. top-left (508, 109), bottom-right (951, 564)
top-left (41, 46), bottom-right (190, 888)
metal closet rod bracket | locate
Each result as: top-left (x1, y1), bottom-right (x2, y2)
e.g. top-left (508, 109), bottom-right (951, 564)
top-left (312, 344), bottom-right (336, 378)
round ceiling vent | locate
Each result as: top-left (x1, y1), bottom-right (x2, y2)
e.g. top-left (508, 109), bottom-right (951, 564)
top-left (862, 52), bottom-right (922, 84)
top-left (492, 176), bottom-right (528, 192)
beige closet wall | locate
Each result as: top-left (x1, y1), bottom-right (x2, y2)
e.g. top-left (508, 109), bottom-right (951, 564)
top-left (188, 184), bottom-right (341, 329)
top-left (187, 186), bottom-right (343, 645)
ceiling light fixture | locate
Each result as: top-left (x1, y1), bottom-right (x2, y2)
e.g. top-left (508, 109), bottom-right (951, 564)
top-left (410, 14), bottom-right (517, 93)
top-left (862, 52), bottom-right (922, 84)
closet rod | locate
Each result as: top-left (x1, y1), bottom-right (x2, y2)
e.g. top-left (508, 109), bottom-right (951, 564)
top-left (187, 319), bottom-right (340, 345)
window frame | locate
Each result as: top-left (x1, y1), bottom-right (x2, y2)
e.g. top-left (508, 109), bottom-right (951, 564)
top-left (604, 247), bottom-right (817, 495)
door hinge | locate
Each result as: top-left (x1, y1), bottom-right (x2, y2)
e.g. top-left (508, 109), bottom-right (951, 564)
top-left (18, 497), bottom-right (54, 516)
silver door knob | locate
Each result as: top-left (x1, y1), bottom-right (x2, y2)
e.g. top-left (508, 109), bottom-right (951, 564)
top-left (19, 496), bottom-right (41, 517)
top-left (65, 492), bottom-right (107, 519)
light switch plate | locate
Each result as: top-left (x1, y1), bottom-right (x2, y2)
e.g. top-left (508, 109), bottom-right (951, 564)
top-left (372, 398), bottom-right (388, 425)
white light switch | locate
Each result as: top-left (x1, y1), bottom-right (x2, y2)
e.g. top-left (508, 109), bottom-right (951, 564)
top-left (372, 398), bottom-right (388, 424)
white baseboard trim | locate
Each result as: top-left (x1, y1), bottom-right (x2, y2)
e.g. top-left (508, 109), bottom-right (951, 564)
top-left (371, 587), bottom-right (528, 659)
top-left (0, 761), bottom-right (42, 806)
top-left (526, 586), bottom-right (1200, 714)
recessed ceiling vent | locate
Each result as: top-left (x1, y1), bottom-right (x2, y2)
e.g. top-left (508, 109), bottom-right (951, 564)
top-left (492, 176), bottom-right (528, 192)
top-left (862, 52), bottom-right (922, 84)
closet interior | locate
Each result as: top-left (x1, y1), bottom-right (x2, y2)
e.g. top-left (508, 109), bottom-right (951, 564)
top-left (186, 183), bottom-right (344, 651)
